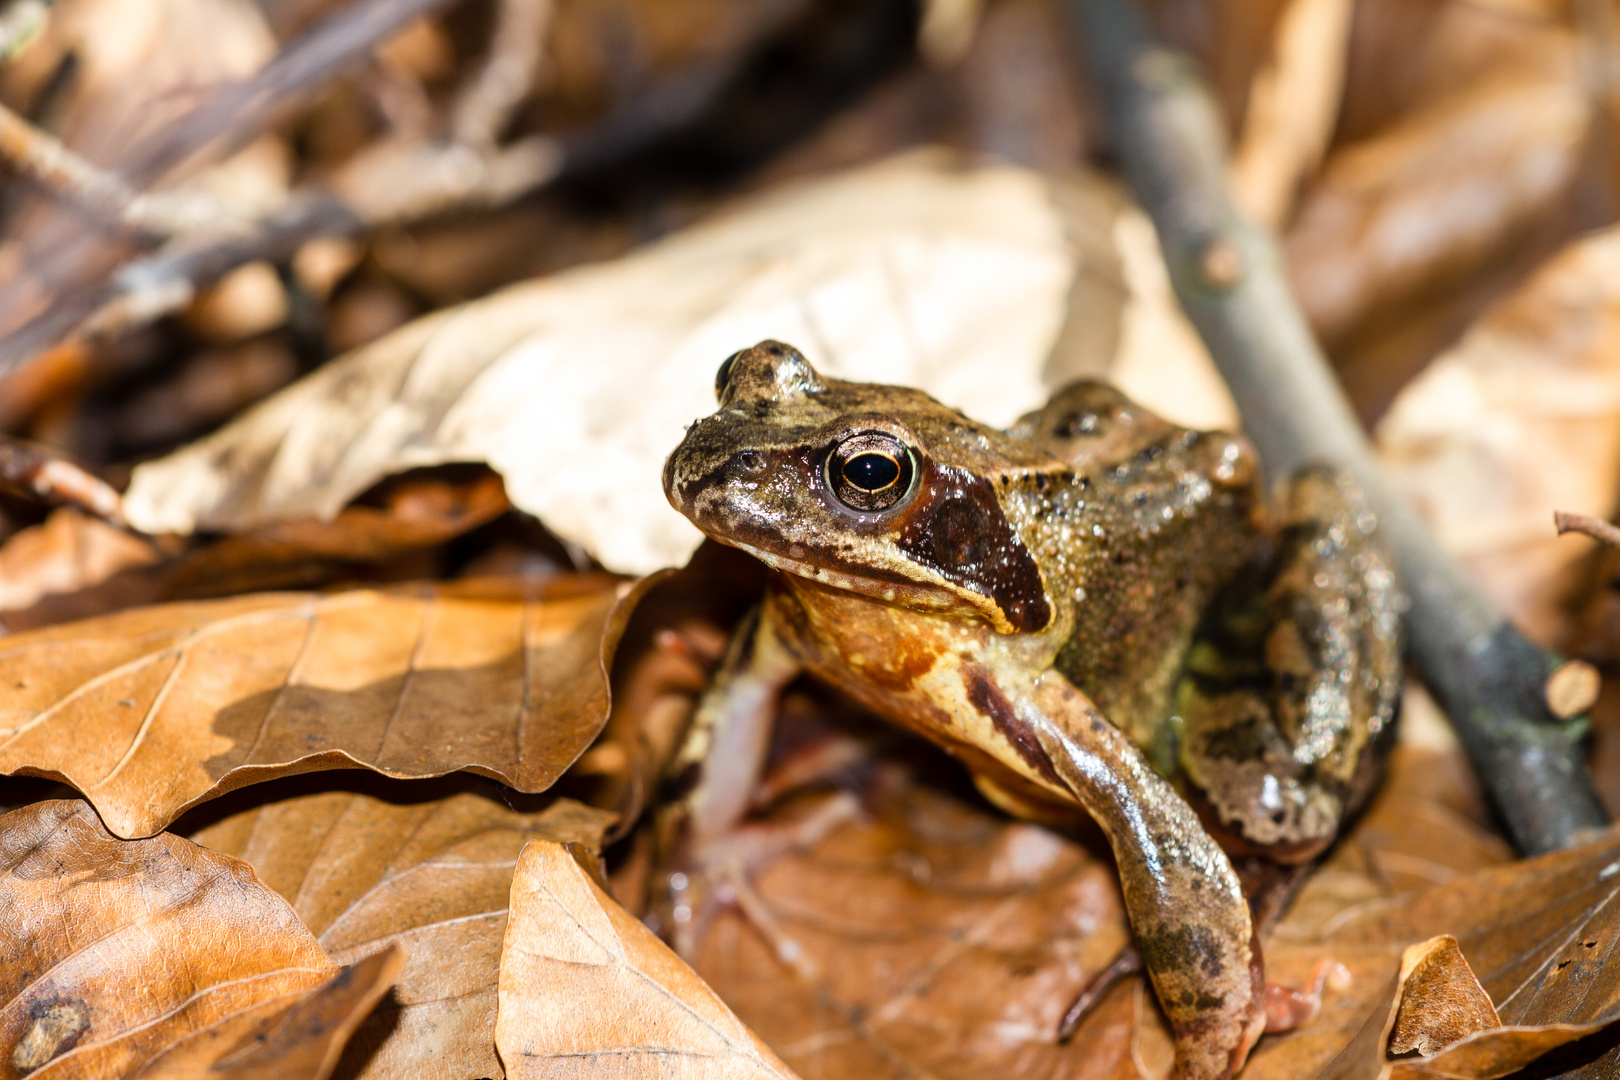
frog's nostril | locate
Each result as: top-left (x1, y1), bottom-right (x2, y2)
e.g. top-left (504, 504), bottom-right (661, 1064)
top-left (737, 451), bottom-right (766, 475)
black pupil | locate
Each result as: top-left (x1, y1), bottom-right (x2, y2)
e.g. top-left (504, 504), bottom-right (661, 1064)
top-left (844, 453), bottom-right (899, 491)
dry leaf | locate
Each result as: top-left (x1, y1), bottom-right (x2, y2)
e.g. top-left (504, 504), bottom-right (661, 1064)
top-left (138, 947), bottom-right (404, 1080)
top-left (0, 799), bottom-right (375, 1079)
top-left (684, 768), bottom-right (1138, 1078)
top-left (1287, 65), bottom-right (1588, 349)
top-left (1268, 826), bottom-right (1620, 1080)
top-left (163, 466), bottom-right (512, 599)
top-left (123, 151), bottom-right (1231, 574)
top-left (1387, 936), bottom-right (1499, 1057)
top-left (191, 784), bottom-right (616, 1080)
top-left (0, 508), bottom-right (163, 621)
top-left (1228, 0), bottom-right (1354, 228)
top-left (1375, 225), bottom-right (1620, 643)
top-left (1314, 931), bottom-right (1613, 1080)
top-left (0, 573), bottom-right (652, 837)
top-left (496, 839), bottom-right (800, 1079)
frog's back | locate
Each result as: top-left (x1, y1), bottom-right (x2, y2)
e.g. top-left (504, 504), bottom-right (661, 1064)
top-left (1005, 381), bottom-right (1264, 766)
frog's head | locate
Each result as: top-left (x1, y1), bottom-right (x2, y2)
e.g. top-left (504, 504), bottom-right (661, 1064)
top-left (664, 340), bottom-right (1056, 634)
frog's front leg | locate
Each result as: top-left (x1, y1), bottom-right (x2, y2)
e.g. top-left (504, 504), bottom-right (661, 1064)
top-left (668, 603), bottom-right (803, 852)
top-left (659, 602), bottom-right (861, 959)
top-left (1017, 672), bottom-right (1265, 1080)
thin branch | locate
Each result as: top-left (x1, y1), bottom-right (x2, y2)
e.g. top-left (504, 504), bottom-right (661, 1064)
top-left (0, 437), bottom-right (125, 525)
top-left (452, 0), bottom-right (552, 148)
top-left (121, 0), bottom-right (465, 187)
top-left (0, 101), bottom-right (236, 236)
top-left (1555, 509), bottom-right (1620, 549)
top-left (1064, 0), bottom-right (1610, 855)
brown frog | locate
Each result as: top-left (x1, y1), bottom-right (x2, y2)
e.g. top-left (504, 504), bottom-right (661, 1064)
top-left (661, 340), bottom-right (1402, 1080)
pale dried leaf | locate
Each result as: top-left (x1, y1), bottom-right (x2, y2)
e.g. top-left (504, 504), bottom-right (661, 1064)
top-left (124, 151), bottom-right (1231, 574)
top-left (0, 799), bottom-right (354, 1079)
top-left (192, 787), bottom-right (615, 1080)
top-left (0, 574), bottom-right (652, 837)
top-left (1228, 0), bottom-right (1354, 228)
top-left (497, 839), bottom-right (799, 1079)
top-left (1375, 225), bottom-right (1620, 641)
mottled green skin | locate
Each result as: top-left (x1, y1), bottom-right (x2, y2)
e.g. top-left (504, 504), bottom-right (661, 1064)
top-left (663, 341), bottom-right (1403, 1080)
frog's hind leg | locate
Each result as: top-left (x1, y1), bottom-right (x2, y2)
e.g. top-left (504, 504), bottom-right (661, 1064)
top-left (1177, 465), bottom-right (1403, 863)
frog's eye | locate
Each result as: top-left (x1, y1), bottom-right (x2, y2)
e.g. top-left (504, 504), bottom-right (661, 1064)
top-left (714, 350), bottom-right (745, 402)
top-left (826, 433), bottom-right (916, 513)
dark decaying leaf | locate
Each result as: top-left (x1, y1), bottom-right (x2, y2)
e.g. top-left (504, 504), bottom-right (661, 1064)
top-left (0, 573), bottom-right (657, 837)
top-left (0, 799), bottom-right (397, 1080)
top-left (497, 839), bottom-right (801, 1080)
top-left (685, 768), bottom-right (1139, 1079)
top-left (1304, 827), bottom-right (1620, 1080)
top-left (189, 782), bottom-right (616, 1080)
top-left (1387, 935), bottom-right (1498, 1057)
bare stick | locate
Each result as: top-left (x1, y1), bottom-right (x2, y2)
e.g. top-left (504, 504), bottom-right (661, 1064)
top-left (453, 0), bottom-right (553, 148)
top-left (0, 438), bottom-right (125, 525)
top-left (1555, 510), bottom-right (1620, 549)
top-left (1064, 0), bottom-right (1609, 854)
top-left (0, 101), bottom-right (234, 236)
top-left (122, 0), bottom-right (464, 186)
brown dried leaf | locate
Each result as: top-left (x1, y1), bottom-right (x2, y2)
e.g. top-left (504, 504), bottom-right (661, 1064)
top-left (686, 778), bottom-right (1137, 1078)
top-left (1298, 829), bottom-right (1620, 1080)
top-left (0, 573), bottom-right (653, 837)
top-left (191, 784), bottom-right (616, 1080)
top-left (0, 508), bottom-right (164, 623)
top-left (497, 839), bottom-right (800, 1079)
top-left (1375, 225), bottom-right (1620, 643)
top-left (138, 947), bottom-right (404, 1080)
top-left (163, 466), bottom-right (513, 600)
top-left (1387, 936), bottom-right (1499, 1057)
top-left (1287, 63), bottom-right (1588, 348)
top-left (0, 798), bottom-right (385, 1080)
top-left (675, 701), bottom-right (1512, 1080)
top-left (123, 152), bottom-right (1229, 574)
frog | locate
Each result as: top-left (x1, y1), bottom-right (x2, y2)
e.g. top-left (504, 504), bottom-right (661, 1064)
top-left (660, 340), bottom-right (1403, 1080)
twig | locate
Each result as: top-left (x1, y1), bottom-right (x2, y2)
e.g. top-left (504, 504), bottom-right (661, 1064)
top-left (1555, 509), bottom-right (1620, 549)
top-left (452, 0), bottom-right (552, 148)
top-left (0, 437), bottom-right (125, 525)
top-left (1064, 0), bottom-right (1610, 854)
top-left (121, 0), bottom-right (465, 187)
top-left (0, 101), bottom-right (236, 236)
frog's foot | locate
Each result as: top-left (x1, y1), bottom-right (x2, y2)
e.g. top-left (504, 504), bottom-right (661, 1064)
top-left (663, 789), bottom-right (861, 962)
top-left (1057, 944), bottom-right (1143, 1040)
top-left (1264, 959), bottom-right (1351, 1032)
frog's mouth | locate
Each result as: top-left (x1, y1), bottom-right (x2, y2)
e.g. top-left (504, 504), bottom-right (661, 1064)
top-left (724, 535), bottom-right (961, 611)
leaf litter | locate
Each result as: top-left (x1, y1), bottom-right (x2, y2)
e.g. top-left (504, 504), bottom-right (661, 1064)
top-left (6, 1), bottom-right (1620, 1076)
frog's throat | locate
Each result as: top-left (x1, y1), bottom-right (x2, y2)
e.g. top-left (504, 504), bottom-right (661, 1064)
top-left (723, 537), bottom-right (1020, 635)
